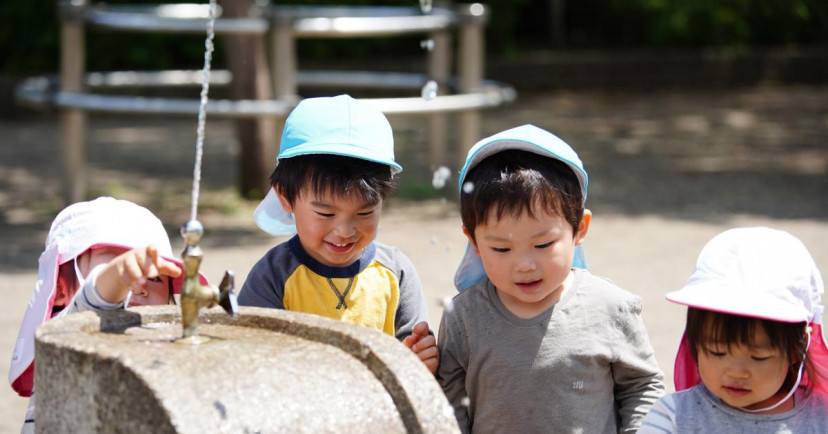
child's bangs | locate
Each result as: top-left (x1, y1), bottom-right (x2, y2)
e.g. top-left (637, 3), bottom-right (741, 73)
top-left (487, 177), bottom-right (566, 224)
top-left (273, 154), bottom-right (393, 205)
top-left (687, 308), bottom-right (805, 358)
top-left (307, 173), bottom-right (383, 207)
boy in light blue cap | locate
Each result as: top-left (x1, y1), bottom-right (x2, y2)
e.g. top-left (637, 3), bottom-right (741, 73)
top-left (437, 124), bottom-right (664, 432)
top-left (239, 95), bottom-right (438, 373)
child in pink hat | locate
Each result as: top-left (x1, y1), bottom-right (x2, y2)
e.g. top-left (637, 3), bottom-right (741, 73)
top-left (640, 227), bottom-right (828, 433)
top-left (9, 197), bottom-right (186, 433)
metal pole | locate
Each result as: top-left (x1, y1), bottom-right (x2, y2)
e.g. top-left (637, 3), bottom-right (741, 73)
top-left (457, 4), bottom-right (486, 167)
top-left (427, 30), bottom-right (451, 170)
top-left (270, 13), bottom-right (298, 152)
top-left (59, 0), bottom-right (88, 204)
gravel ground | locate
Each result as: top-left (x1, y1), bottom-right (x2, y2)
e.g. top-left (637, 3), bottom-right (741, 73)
top-left (0, 85), bottom-right (826, 431)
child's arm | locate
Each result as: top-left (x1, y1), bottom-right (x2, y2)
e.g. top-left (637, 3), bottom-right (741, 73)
top-left (436, 313), bottom-right (471, 433)
top-left (402, 321), bottom-right (439, 374)
top-left (94, 245), bottom-right (181, 304)
top-left (612, 297), bottom-right (666, 433)
top-left (636, 395), bottom-right (677, 434)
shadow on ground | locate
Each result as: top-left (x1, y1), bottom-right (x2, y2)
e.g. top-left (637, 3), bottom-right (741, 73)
top-left (1, 86), bottom-right (826, 272)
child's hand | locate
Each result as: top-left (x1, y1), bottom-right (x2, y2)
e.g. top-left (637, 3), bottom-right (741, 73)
top-left (403, 321), bottom-right (439, 374)
top-left (96, 245), bottom-right (182, 303)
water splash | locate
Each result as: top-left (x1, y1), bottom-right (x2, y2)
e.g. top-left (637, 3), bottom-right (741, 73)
top-left (462, 181), bottom-right (475, 194)
top-left (420, 39), bottom-right (435, 52)
top-left (431, 165), bottom-right (451, 189)
top-left (419, 0), bottom-right (433, 14)
top-left (438, 296), bottom-right (454, 313)
top-left (421, 80), bottom-right (438, 101)
top-left (190, 0), bottom-right (218, 222)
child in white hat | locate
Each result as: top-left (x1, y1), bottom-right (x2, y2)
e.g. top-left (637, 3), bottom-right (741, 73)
top-left (9, 197), bottom-right (186, 433)
top-left (437, 124), bottom-right (664, 433)
top-left (239, 95), bottom-right (437, 373)
top-left (640, 227), bottom-right (828, 433)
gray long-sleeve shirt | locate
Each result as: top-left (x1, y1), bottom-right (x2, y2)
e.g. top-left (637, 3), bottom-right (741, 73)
top-left (639, 385), bottom-right (828, 433)
top-left (437, 269), bottom-right (665, 433)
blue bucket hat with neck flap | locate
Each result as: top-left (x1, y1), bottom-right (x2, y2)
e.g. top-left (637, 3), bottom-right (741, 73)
top-left (454, 124), bottom-right (589, 291)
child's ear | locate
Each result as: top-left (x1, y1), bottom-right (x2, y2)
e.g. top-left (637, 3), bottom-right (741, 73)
top-left (275, 187), bottom-right (294, 213)
top-left (574, 209), bottom-right (592, 246)
top-left (462, 226), bottom-right (481, 256)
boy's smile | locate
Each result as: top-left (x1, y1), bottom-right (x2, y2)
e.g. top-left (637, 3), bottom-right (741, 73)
top-left (467, 208), bottom-right (590, 318)
top-left (279, 190), bottom-right (381, 267)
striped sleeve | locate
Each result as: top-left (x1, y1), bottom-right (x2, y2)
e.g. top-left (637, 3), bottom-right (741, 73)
top-left (637, 394), bottom-right (677, 434)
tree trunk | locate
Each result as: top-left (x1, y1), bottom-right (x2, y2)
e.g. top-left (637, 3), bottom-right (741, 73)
top-left (219, 0), bottom-right (277, 199)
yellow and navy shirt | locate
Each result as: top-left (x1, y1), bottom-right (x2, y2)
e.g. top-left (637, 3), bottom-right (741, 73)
top-left (239, 236), bottom-right (428, 340)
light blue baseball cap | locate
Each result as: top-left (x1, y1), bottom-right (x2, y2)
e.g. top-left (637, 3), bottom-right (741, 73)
top-left (254, 94), bottom-right (403, 236)
top-left (454, 124), bottom-right (589, 291)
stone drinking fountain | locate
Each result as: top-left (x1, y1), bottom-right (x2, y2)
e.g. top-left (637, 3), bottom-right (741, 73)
top-left (30, 2), bottom-right (464, 431)
top-left (34, 217), bottom-right (457, 432)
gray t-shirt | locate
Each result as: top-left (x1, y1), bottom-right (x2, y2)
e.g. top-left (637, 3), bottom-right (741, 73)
top-left (639, 384), bottom-right (828, 433)
top-left (437, 269), bottom-right (665, 434)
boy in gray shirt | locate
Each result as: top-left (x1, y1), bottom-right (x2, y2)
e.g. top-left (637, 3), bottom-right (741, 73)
top-left (437, 125), bottom-right (664, 433)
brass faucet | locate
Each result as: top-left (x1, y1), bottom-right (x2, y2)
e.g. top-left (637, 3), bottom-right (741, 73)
top-left (179, 220), bottom-right (238, 339)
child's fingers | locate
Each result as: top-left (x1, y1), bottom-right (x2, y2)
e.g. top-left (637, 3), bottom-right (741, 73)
top-left (119, 252), bottom-right (147, 287)
top-left (155, 257), bottom-right (182, 278)
top-left (402, 335), bottom-right (418, 348)
top-left (411, 321), bottom-right (429, 338)
top-left (412, 334), bottom-right (436, 353)
top-left (421, 355), bottom-right (439, 374)
top-left (414, 344), bottom-right (438, 362)
top-left (143, 245), bottom-right (182, 278)
top-left (142, 245), bottom-right (160, 278)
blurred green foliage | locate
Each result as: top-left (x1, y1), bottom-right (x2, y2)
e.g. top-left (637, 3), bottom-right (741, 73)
top-left (1, 0), bottom-right (826, 74)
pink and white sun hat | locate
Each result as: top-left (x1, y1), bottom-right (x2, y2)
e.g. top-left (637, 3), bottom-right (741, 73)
top-left (667, 227), bottom-right (828, 397)
top-left (9, 197), bottom-right (189, 397)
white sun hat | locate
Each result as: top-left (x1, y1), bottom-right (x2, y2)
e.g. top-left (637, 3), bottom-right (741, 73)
top-left (453, 124), bottom-right (589, 291)
top-left (254, 94), bottom-right (402, 236)
top-left (9, 197), bottom-right (188, 397)
top-left (668, 227), bottom-right (828, 397)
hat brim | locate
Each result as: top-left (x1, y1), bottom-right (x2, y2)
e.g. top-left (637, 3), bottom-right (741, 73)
top-left (666, 283), bottom-right (810, 323)
top-left (279, 142), bottom-right (403, 174)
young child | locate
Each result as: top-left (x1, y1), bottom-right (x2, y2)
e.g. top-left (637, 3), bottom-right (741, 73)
top-left (9, 197), bottom-right (186, 433)
top-left (437, 124), bottom-right (665, 433)
top-left (238, 94), bottom-right (437, 373)
top-left (639, 227), bottom-right (828, 433)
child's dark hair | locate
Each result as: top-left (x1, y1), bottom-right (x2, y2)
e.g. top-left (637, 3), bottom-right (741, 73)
top-left (460, 150), bottom-right (583, 241)
top-left (270, 154), bottom-right (394, 206)
top-left (685, 308), bottom-right (813, 393)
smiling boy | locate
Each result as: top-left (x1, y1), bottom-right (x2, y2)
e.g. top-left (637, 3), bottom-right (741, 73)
top-left (239, 95), bottom-right (437, 373)
top-left (437, 125), bottom-right (664, 433)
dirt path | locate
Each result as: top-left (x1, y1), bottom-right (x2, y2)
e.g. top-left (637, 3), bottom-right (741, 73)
top-left (1, 86), bottom-right (826, 430)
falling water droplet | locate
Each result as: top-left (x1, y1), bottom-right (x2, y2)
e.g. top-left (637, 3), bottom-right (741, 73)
top-left (461, 396), bottom-right (471, 407)
top-left (462, 181), bottom-right (475, 194)
top-left (419, 0), bottom-right (433, 14)
top-left (439, 296), bottom-right (454, 313)
top-left (420, 39), bottom-right (435, 52)
top-left (421, 80), bottom-right (438, 101)
top-left (432, 165), bottom-right (451, 189)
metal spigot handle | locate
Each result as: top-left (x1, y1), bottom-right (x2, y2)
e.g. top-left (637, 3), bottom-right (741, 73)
top-left (218, 270), bottom-right (238, 316)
